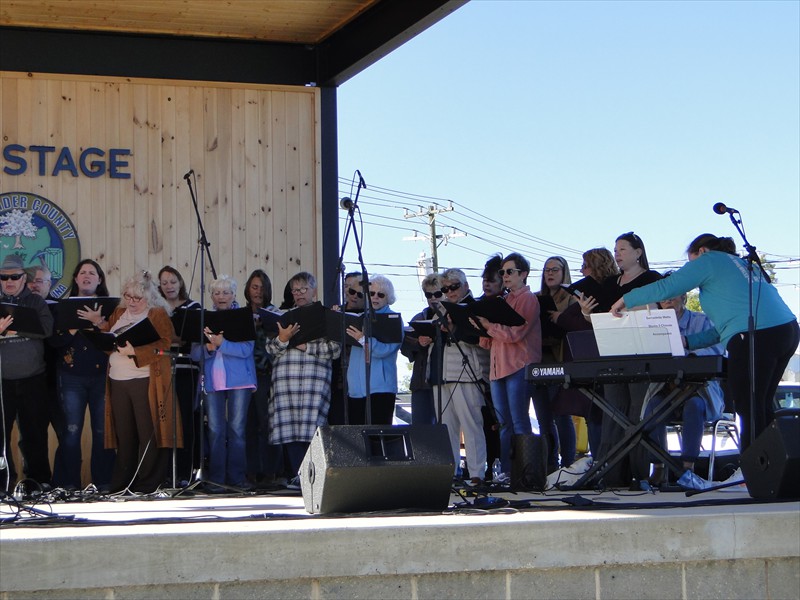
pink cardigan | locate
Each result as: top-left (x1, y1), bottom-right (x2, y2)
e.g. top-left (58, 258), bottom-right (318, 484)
top-left (479, 286), bottom-right (542, 380)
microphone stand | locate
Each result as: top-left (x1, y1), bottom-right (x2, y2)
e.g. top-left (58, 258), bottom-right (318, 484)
top-left (333, 174), bottom-right (367, 424)
top-left (170, 352), bottom-right (179, 488)
top-left (435, 300), bottom-right (488, 421)
top-left (174, 172), bottom-right (240, 496)
top-left (723, 210), bottom-right (766, 448)
top-left (432, 307), bottom-right (448, 425)
top-left (335, 224), bottom-right (355, 426)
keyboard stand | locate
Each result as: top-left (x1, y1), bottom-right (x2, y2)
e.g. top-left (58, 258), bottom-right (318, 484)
top-left (561, 376), bottom-right (700, 490)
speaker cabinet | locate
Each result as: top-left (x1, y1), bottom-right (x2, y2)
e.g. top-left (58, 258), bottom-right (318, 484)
top-left (511, 433), bottom-right (548, 491)
top-left (741, 411), bottom-right (800, 500)
top-left (300, 425), bottom-right (455, 514)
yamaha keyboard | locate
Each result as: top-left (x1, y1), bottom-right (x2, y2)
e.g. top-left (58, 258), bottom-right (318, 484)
top-left (526, 355), bottom-right (726, 386)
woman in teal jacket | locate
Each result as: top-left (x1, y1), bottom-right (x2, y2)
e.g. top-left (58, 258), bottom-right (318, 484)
top-left (612, 233), bottom-right (799, 451)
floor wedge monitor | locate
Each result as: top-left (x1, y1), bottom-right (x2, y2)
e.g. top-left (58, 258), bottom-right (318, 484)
top-left (300, 425), bottom-right (455, 514)
top-left (741, 410), bottom-right (800, 500)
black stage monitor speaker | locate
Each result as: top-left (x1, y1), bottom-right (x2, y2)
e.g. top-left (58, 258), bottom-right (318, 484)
top-left (511, 433), bottom-right (548, 491)
top-left (300, 425), bottom-right (455, 514)
top-left (740, 410), bottom-right (800, 500)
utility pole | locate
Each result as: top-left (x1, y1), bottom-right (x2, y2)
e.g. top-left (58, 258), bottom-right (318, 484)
top-left (402, 203), bottom-right (465, 272)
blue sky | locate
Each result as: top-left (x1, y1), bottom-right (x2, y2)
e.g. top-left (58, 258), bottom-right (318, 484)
top-left (335, 0), bottom-right (800, 326)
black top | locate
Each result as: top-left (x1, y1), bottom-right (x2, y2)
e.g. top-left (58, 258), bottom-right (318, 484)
top-left (598, 270), bottom-right (663, 312)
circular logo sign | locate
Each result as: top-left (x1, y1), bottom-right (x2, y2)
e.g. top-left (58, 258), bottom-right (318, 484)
top-left (0, 192), bottom-right (81, 299)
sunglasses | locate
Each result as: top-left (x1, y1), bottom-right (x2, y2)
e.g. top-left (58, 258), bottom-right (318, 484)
top-left (440, 282), bottom-right (462, 293)
top-left (498, 268), bottom-right (522, 276)
top-left (347, 288), bottom-right (364, 298)
top-left (369, 291), bottom-right (386, 299)
top-left (424, 290), bottom-right (444, 299)
top-left (0, 273), bottom-right (25, 281)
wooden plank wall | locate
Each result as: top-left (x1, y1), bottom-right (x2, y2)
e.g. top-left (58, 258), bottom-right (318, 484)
top-left (0, 71), bottom-right (323, 300)
top-left (1, 71), bottom-right (323, 486)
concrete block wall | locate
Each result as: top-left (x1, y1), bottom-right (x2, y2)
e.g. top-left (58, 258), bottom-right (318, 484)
top-left (2, 503), bottom-right (798, 599)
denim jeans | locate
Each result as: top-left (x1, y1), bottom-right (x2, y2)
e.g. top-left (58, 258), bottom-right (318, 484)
top-left (205, 388), bottom-right (252, 486)
top-left (644, 395), bottom-right (708, 464)
top-left (56, 371), bottom-right (115, 488)
top-left (531, 384), bottom-right (559, 472)
top-left (411, 389), bottom-right (436, 425)
top-left (490, 368), bottom-right (532, 473)
top-left (555, 414), bottom-right (577, 468)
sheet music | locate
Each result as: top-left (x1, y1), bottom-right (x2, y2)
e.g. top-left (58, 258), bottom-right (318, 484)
top-left (590, 309), bottom-right (683, 357)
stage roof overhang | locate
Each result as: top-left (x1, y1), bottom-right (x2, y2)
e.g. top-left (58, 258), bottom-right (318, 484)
top-left (0, 0), bottom-right (468, 86)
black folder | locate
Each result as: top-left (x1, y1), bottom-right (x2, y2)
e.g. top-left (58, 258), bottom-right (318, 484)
top-left (171, 306), bottom-right (201, 342)
top-left (56, 297), bottom-right (120, 330)
top-left (171, 307), bottom-right (256, 343)
top-left (441, 297), bottom-right (525, 338)
top-left (0, 302), bottom-right (46, 337)
top-left (80, 317), bottom-right (162, 352)
top-left (437, 303), bottom-right (485, 338)
top-left (325, 310), bottom-right (364, 346)
top-left (326, 310), bottom-right (404, 346)
top-left (408, 319), bottom-right (438, 339)
top-left (257, 306), bottom-right (288, 335)
top-left (278, 304), bottom-right (403, 347)
top-left (280, 302), bottom-right (328, 347)
top-left (469, 296), bottom-right (526, 327)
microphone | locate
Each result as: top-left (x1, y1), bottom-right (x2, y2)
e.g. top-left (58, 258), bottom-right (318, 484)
top-left (713, 202), bottom-right (738, 215)
top-left (340, 197), bottom-right (354, 210)
top-left (154, 348), bottom-right (191, 358)
top-left (356, 169), bottom-right (367, 189)
top-left (183, 169), bottom-right (194, 181)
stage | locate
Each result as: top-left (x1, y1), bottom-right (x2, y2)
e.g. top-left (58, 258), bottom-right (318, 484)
top-left (1, 483), bottom-right (798, 599)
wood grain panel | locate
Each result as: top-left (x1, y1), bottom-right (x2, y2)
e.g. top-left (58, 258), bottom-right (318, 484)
top-left (1, 71), bottom-right (322, 307)
top-left (0, 0), bottom-right (377, 44)
top-left (1, 71), bottom-right (323, 487)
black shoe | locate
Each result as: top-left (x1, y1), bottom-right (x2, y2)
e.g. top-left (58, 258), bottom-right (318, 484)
top-left (203, 483), bottom-right (226, 494)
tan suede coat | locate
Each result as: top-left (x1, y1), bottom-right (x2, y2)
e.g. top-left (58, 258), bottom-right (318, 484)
top-left (103, 306), bottom-right (183, 449)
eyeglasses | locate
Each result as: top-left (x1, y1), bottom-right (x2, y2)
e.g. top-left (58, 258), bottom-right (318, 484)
top-left (123, 293), bottom-right (143, 302)
top-left (543, 267), bottom-right (562, 274)
top-left (212, 290), bottom-right (233, 297)
top-left (498, 268), bottom-right (522, 277)
top-left (440, 282), bottom-right (462, 293)
top-left (347, 288), bottom-right (364, 298)
top-left (0, 273), bottom-right (25, 281)
top-left (291, 287), bottom-right (309, 295)
top-left (32, 278), bottom-right (51, 285)
top-left (369, 291), bottom-right (386, 299)
top-left (424, 290), bottom-right (443, 299)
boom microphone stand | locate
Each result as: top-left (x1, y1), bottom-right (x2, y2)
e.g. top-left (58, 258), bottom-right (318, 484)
top-left (337, 172), bottom-right (374, 423)
top-left (719, 205), bottom-right (770, 448)
top-left (174, 170), bottom-right (240, 496)
top-left (333, 172), bottom-right (366, 424)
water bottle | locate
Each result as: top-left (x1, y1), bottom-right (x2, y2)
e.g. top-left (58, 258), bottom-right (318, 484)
top-left (491, 458), bottom-right (502, 482)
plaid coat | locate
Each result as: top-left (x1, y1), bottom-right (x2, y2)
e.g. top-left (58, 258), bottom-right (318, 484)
top-left (266, 337), bottom-right (341, 444)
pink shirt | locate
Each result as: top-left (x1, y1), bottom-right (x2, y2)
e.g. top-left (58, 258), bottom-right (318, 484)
top-left (479, 285), bottom-right (542, 380)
